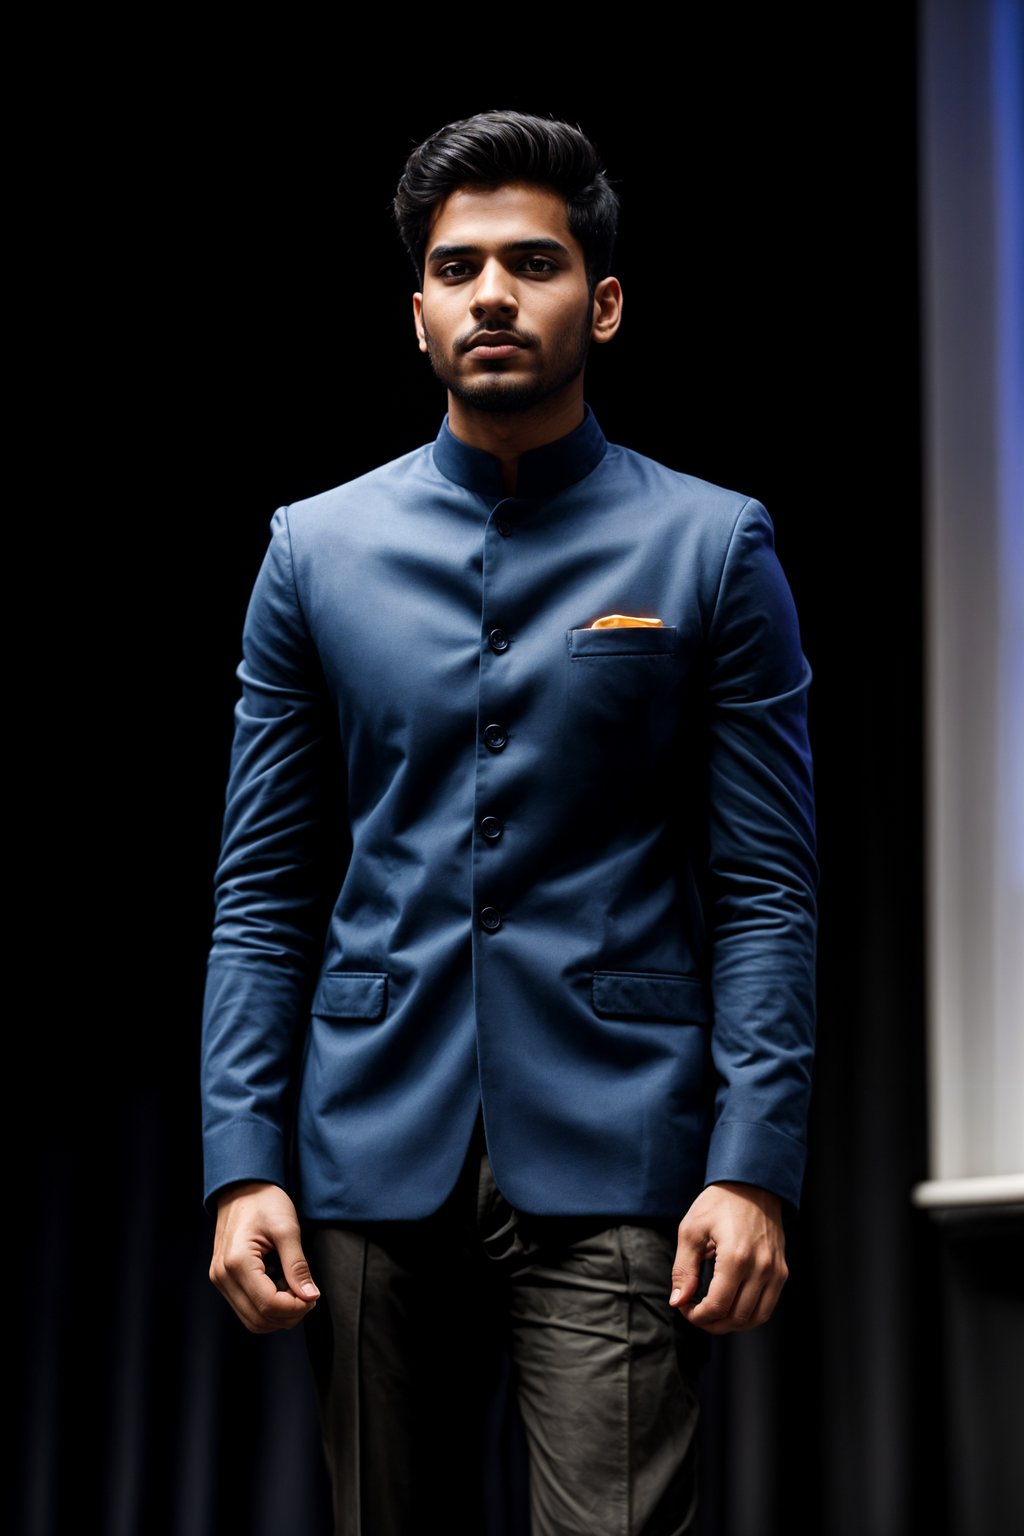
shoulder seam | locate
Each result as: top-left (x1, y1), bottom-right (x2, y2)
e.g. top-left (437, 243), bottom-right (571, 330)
top-left (708, 496), bottom-right (760, 632)
top-left (279, 504), bottom-right (314, 637)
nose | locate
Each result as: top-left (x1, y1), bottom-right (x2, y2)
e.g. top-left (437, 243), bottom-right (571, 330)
top-left (471, 257), bottom-right (517, 318)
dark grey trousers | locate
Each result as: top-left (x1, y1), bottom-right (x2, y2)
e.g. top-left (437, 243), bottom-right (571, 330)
top-left (303, 1121), bottom-right (707, 1535)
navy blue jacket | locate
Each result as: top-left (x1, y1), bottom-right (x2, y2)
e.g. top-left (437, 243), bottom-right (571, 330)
top-left (201, 408), bottom-right (817, 1220)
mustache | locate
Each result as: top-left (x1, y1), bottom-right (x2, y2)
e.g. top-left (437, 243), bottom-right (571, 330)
top-left (457, 323), bottom-right (537, 353)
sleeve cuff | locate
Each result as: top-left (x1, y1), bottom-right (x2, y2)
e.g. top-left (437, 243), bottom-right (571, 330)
top-left (202, 1118), bottom-right (289, 1213)
top-left (704, 1118), bottom-right (808, 1210)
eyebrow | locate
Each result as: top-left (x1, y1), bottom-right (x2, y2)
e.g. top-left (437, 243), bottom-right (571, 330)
top-left (426, 237), bottom-right (572, 264)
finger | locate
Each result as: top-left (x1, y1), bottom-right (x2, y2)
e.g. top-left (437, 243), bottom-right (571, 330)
top-left (683, 1253), bottom-right (787, 1334)
top-left (211, 1249), bottom-right (316, 1334)
top-left (687, 1273), bottom-right (765, 1334)
top-left (242, 1274), bottom-right (315, 1334)
top-left (225, 1274), bottom-right (314, 1333)
top-left (745, 1262), bottom-right (788, 1327)
top-left (679, 1252), bottom-right (741, 1330)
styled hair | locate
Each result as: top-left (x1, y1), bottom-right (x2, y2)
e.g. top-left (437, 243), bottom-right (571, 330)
top-left (393, 110), bottom-right (620, 291)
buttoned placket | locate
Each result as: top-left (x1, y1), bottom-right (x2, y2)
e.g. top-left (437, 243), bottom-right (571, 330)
top-left (430, 405), bottom-right (607, 959)
top-left (472, 498), bottom-right (529, 939)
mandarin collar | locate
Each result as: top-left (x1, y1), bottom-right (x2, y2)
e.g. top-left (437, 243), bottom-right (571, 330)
top-left (432, 405), bottom-right (607, 500)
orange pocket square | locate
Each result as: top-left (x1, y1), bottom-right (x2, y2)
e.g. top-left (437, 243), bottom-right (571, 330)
top-left (589, 613), bottom-right (664, 629)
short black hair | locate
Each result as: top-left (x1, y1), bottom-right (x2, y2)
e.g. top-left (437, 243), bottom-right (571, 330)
top-left (393, 109), bottom-right (620, 292)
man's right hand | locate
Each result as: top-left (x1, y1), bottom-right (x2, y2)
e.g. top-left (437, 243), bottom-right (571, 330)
top-left (209, 1181), bottom-right (320, 1333)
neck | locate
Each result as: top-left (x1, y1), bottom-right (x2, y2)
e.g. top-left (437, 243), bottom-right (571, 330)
top-left (446, 385), bottom-right (586, 495)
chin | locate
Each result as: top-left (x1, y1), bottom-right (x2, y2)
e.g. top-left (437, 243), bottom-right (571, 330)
top-left (447, 361), bottom-right (587, 416)
top-left (451, 380), bottom-right (550, 414)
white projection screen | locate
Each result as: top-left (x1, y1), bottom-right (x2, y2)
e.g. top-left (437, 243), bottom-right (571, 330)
top-left (915, 0), bottom-right (1024, 1209)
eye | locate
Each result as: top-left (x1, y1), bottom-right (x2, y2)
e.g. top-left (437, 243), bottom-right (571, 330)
top-left (436, 261), bottom-right (474, 281)
top-left (520, 256), bottom-right (557, 275)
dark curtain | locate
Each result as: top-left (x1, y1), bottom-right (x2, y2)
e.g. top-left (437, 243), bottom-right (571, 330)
top-left (18, 13), bottom-right (959, 1535)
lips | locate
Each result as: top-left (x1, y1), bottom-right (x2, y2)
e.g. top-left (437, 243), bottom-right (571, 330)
top-left (462, 330), bottom-right (530, 356)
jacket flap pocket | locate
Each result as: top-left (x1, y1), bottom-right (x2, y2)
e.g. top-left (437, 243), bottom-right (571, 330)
top-left (592, 970), bottom-right (708, 1023)
top-left (313, 971), bottom-right (388, 1020)
top-left (569, 625), bottom-right (678, 658)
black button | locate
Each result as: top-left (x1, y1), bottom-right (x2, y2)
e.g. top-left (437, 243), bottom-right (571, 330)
top-left (496, 519), bottom-right (511, 537)
top-left (479, 906), bottom-right (502, 931)
top-left (489, 627), bottom-right (510, 653)
top-left (483, 723), bottom-right (507, 751)
top-left (480, 816), bottom-right (504, 841)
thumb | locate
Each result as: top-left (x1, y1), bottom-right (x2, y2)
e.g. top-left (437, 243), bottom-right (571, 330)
top-left (273, 1232), bottom-right (320, 1302)
top-left (669, 1222), bottom-right (710, 1308)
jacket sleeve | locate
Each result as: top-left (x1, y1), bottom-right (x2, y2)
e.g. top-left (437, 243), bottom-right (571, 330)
top-left (700, 498), bottom-right (818, 1209)
top-left (200, 506), bottom-right (346, 1210)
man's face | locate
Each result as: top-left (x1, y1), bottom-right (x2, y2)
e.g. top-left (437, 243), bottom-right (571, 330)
top-left (413, 182), bottom-right (612, 416)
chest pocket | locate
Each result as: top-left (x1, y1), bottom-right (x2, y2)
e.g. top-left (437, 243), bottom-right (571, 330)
top-left (568, 625), bottom-right (680, 659)
top-left (565, 624), bottom-right (688, 756)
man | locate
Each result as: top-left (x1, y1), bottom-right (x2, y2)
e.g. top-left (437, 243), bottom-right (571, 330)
top-left (203, 109), bottom-right (817, 1535)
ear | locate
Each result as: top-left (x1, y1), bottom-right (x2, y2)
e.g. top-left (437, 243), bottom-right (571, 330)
top-left (590, 277), bottom-right (623, 345)
top-left (412, 293), bottom-right (428, 353)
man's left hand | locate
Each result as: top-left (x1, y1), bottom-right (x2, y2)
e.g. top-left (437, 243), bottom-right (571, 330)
top-left (668, 1181), bottom-right (788, 1334)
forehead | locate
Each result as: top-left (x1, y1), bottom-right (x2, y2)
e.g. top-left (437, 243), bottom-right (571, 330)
top-left (425, 181), bottom-right (582, 259)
